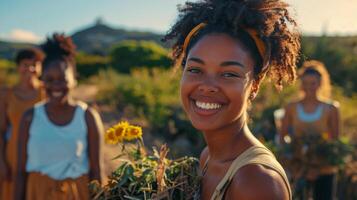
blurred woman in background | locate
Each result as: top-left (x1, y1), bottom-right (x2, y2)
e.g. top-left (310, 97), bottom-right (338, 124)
top-left (281, 60), bottom-right (340, 200)
top-left (0, 48), bottom-right (45, 200)
top-left (15, 33), bottom-right (102, 200)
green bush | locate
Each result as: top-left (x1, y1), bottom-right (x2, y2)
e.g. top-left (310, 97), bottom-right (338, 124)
top-left (0, 59), bottom-right (17, 86)
top-left (76, 52), bottom-right (109, 79)
top-left (110, 40), bottom-right (171, 73)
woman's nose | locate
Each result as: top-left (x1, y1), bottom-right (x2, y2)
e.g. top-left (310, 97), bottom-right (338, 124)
top-left (198, 79), bottom-right (219, 94)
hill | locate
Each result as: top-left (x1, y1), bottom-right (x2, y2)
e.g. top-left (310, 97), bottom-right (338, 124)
top-left (1, 20), bottom-right (357, 59)
top-left (0, 40), bottom-right (35, 60)
top-left (71, 19), bottom-right (165, 55)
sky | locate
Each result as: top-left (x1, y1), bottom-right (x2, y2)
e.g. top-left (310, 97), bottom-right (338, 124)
top-left (1, 0), bottom-right (357, 43)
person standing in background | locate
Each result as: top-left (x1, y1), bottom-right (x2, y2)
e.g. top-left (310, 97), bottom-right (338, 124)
top-left (0, 48), bottom-right (45, 200)
top-left (14, 33), bottom-right (102, 200)
top-left (281, 60), bottom-right (340, 200)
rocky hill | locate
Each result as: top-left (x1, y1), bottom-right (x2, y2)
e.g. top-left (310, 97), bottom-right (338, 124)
top-left (71, 19), bottom-right (165, 55)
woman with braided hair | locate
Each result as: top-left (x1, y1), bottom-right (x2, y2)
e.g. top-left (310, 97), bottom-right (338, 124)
top-left (14, 33), bottom-right (103, 200)
top-left (164, 0), bottom-right (300, 199)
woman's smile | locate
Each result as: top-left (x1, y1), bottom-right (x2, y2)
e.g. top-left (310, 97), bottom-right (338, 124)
top-left (189, 95), bottom-right (227, 117)
top-left (50, 91), bottom-right (64, 98)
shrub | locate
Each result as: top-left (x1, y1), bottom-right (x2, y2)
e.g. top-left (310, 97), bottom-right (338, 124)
top-left (110, 41), bottom-right (171, 73)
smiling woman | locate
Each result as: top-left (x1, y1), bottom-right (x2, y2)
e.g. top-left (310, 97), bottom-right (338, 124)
top-left (14, 33), bottom-right (103, 200)
top-left (164, 0), bottom-right (300, 199)
top-left (0, 48), bottom-right (45, 200)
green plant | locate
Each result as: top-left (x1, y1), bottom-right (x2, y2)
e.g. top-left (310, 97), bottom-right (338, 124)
top-left (110, 40), bottom-right (171, 73)
top-left (90, 121), bottom-right (200, 200)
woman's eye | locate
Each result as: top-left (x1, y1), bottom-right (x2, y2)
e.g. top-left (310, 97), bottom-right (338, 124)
top-left (186, 67), bottom-right (201, 74)
top-left (222, 72), bottom-right (240, 78)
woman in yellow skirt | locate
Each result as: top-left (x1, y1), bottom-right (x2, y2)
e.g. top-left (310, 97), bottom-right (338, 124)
top-left (0, 48), bottom-right (45, 200)
top-left (14, 33), bottom-right (103, 200)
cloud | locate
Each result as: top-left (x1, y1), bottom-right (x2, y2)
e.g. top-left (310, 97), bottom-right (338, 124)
top-left (2, 29), bottom-right (42, 43)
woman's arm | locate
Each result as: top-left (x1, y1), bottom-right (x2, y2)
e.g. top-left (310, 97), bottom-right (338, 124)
top-left (280, 103), bottom-right (293, 143)
top-left (0, 88), bottom-right (10, 181)
top-left (14, 108), bottom-right (33, 200)
top-left (85, 107), bottom-right (103, 183)
top-left (328, 103), bottom-right (340, 139)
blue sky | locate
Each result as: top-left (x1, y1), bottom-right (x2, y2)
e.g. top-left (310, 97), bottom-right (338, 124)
top-left (1, 0), bottom-right (357, 43)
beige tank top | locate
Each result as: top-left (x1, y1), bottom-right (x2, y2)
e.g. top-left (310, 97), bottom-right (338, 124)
top-left (291, 102), bottom-right (330, 136)
top-left (203, 145), bottom-right (292, 200)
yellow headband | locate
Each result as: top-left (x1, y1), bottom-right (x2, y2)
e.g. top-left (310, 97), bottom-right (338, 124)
top-left (182, 23), bottom-right (266, 61)
top-left (182, 23), bottom-right (207, 53)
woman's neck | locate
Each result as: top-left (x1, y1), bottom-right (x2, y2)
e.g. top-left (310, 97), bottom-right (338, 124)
top-left (302, 95), bottom-right (321, 105)
top-left (18, 77), bottom-right (40, 90)
top-left (47, 97), bottom-right (75, 111)
top-left (203, 118), bottom-right (258, 163)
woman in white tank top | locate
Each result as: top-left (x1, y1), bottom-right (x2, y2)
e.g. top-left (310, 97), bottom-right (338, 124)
top-left (15, 33), bottom-right (103, 200)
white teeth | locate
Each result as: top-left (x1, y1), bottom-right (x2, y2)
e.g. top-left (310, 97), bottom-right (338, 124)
top-left (52, 91), bottom-right (63, 97)
top-left (195, 101), bottom-right (222, 110)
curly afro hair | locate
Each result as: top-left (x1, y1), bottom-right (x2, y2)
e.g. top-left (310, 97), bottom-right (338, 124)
top-left (41, 33), bottom-right (77, 73)
top-left (164, 0), bottom-right (301, 90)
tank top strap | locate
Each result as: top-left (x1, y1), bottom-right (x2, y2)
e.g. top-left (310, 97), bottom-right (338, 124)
top-left (202, 155), bottom-right (210, 176)
top-left (74, 101), bottom-right (88, 124)
top-left (210, 145), bottom-right (292, 200)
top-left (32, 102), bottom-right (46, 124)
top-left (76, 101), bottom-right (88, 113)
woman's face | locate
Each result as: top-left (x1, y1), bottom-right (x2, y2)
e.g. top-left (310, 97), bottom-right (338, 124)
top-left (42, 60), bottom-right (76, 105)
top-left (180, 33), bottom-right (256, 132)
top-left (301, 74), bottom-right (321, 97)
top-left (17, 58), bottom-right (42, 81)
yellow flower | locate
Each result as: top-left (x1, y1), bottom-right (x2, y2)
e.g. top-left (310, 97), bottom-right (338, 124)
top-left (116, 121), bottom-right (129, 127)
top-left (124, 125), bottom-right (143, 141)
top-left (113, 123), bottom-right (128, 142)
top-left (105, 128), bottom-right (118, 144)
top-left (105, 121), bottom-right (143, 143)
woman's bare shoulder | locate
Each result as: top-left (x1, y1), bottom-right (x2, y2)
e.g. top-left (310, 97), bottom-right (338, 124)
top-left (225, 164), bottom-right (289, 200)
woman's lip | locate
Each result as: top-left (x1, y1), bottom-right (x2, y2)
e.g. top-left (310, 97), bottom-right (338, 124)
top-left (190, 99), bottom-right (223, 116)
